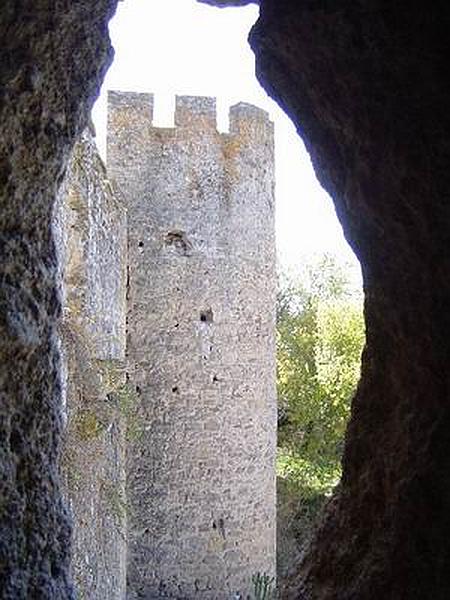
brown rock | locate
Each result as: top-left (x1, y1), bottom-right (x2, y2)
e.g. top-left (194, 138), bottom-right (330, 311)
top-left (0, 2), bottom-right (116, 597)
top-left (248, 1), bottom-right (450, 598)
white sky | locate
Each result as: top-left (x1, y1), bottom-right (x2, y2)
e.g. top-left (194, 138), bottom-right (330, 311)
top-left (92, 0), bottom-right (361, 280)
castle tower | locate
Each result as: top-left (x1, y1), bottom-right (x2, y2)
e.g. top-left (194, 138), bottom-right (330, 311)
top-left (107, 92), bottom-right (277, 599)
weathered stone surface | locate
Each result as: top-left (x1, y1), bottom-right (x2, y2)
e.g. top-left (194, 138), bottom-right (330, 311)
top-left (55, 130), bottom-right (127, 600)
top-left (246, 1), bottom-right (450, 598)
top-left (198, 1), bottom-right (258, 6)
top-left (107, 91), bottom-right (277, 599)
top-left (0, 2), bottom-right (116, 597)
top-left (56, 130), bottom-right (127, 361)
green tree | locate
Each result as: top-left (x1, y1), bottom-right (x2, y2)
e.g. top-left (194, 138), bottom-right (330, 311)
top-left (277, 254), bottom-right (365, 507)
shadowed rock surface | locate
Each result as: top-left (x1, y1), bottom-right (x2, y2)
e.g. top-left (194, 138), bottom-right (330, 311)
top-left (249, 2), bottom-right (450, 599)
top-left (0, 2), bottom-right (116, 597)
top-left (200, 0), bottom-right (257, 6)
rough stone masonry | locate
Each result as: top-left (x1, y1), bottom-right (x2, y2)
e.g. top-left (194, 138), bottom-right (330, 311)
top-left (57, 93), bottom-right (277, 598)
top-left (107, 91), bottom-right (277, 599)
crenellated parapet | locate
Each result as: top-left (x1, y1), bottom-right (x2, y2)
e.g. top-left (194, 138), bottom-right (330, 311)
top-left (229, 101), bottom-right (274, 145)
top-left (107, 90), bottom-right (273, 154)
top-left (107, 90), bottom-right (154, 126)
top-left (106, 91), bottom-right (154, 177)
top-left (175, 94), bottom-right (217, 129)
top-left (107, 92), bottom-right (275, 231)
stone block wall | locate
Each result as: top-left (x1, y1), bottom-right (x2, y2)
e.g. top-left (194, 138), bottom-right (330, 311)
top-left (107, 92), bottom-right (277, 599)
top-left (56, 129), bottom-right (127, 360)
top-left (54, 129), bottom-right (127, 600)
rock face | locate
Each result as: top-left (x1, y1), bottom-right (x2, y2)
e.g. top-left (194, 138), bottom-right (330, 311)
top-left (247, 2), bottom-right (450, 599)
top-left (107, 91), bottom-right (277, 599)
top-left (199, 1), bottom-right (258, 6)
top-left (54, 130), bottom-right (127, 600)
top-left (0, 2), bottom-right (116, 598)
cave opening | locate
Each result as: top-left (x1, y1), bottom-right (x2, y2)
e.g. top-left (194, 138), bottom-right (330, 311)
top-left (61, 0), bottom-right (365, 598)
top-left (3, 0), bottom-right (450, 598)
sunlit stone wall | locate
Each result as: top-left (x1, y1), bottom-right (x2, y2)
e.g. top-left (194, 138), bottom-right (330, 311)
top-left (108, 91), bottom-right (277, 599)
top-left (54, 130), bottom-right (127, 600)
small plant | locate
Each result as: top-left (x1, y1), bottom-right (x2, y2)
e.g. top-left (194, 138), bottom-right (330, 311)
top-left (252, 572), bottom-right (275, 600)
top-left (74, 408), bottom-right (106, 440)
top-left (100, 477), bottom-right (127, 534)
top-left (92, 359), bottom-right (143, 440)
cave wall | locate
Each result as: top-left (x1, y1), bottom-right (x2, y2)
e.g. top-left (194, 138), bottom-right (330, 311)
top-left (249, 2), bottom-right (450, 599)
top-left (0, 2), bottom-right (117, 598)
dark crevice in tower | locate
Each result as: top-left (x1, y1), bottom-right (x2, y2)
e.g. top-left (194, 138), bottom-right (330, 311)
top-left (164, 230), bottom-right (193, 256)
top-left (200, 309), bottom-right (214, 323)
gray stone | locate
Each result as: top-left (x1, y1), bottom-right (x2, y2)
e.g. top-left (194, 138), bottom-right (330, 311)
top-left (107, 91), bottom-right (277, 599)
top-left (55, 130), bottom-right (127, 600)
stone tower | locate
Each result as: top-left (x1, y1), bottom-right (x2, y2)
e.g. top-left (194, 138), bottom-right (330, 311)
top-left (107, 91), bottom-right (277, 599)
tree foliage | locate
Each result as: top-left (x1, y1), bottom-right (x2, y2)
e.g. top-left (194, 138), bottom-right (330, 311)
top-left (277, 255), bottom-right (365, 503)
